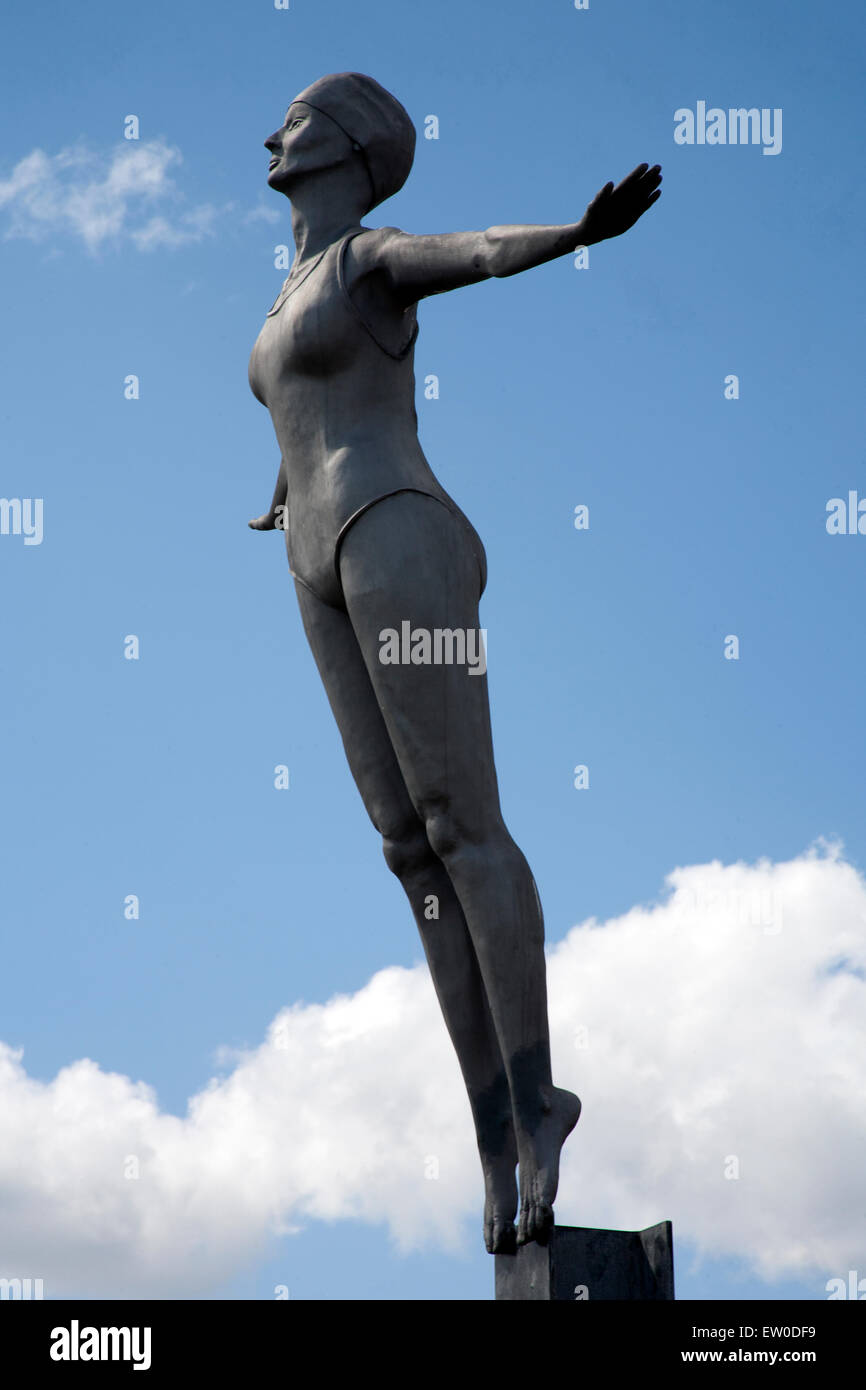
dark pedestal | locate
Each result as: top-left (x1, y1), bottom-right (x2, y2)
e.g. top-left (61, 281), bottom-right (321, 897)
top-left (495, 1221), bottom-right (674, 1301)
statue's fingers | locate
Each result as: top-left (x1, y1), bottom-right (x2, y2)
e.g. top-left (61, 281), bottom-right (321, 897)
top-left (588, 181), bottom-right (614, 208)
top-left (640, 165), bottom-right (663, 191)
top-left (616, 163), bottom-right (649, 191)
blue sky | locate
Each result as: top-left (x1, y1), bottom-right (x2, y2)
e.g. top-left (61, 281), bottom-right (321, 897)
top-left (1, 0), bottom-right (864, 1300)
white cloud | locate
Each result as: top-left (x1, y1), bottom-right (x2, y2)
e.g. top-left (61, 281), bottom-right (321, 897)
top-left (242, 202), bottom-right (281, 226)
top-left (0, 140), bottom-right (241, 252)
top-left (0, 841), bottom-right (864, 1297)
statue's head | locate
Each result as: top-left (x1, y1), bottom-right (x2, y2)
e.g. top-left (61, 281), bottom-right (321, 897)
top-left (265, 72), bottom-right (416, 214)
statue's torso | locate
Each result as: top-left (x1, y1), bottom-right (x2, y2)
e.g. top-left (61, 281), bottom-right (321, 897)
top-left (248, 228), bottom-right (475, 606)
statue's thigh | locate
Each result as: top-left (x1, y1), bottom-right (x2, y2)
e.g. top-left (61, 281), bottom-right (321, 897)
top-left (338, 492), bottom-right (500, 827)
top-left (293, 577), bottom-right (420, 839)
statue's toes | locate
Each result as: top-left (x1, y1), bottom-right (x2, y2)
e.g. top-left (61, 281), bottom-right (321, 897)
top-left (491, 1220), bottom-right (517, 1255)
top-left (516, 1199), bottom-right (553, 1247)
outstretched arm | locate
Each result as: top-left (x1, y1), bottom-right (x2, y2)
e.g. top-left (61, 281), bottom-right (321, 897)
top-left (248, 456), bottom-right (287, 532)
top-left (371, 163), bottom-right (662, 307)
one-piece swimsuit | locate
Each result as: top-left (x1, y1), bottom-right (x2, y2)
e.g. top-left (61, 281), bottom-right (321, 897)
top-left (248, 227), bottom-right (487, 611)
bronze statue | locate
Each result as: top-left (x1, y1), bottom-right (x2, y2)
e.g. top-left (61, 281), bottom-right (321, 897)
top-left (248, 72), bottom-right (661, 1253)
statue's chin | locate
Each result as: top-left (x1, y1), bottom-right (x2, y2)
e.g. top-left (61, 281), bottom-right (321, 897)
top-left (267, 166), bottom-right (291, 193)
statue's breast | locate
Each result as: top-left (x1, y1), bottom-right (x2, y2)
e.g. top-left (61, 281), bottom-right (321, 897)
top-left (249, 252), bottom-right (361, 403)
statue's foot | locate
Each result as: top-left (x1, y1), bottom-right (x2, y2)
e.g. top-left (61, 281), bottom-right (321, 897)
top-left (482, 1143), bottom-right (519, 1254)
top-left (516, 1086), bottom-right (581, 1247)
top-left (485, 1209), bottom-right (517, 1254)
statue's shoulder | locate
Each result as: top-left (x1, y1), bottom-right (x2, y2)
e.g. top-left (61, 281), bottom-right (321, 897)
top-left (359, 224), bottom-right (407, 239)
top-left (348, 225), bottom-right (411, 273)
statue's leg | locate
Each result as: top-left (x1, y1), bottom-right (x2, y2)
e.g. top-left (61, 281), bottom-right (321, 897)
top-left (338, 492), bottom-right (581, 1247)
top-left (293, 578), bottom-right (519, 1252)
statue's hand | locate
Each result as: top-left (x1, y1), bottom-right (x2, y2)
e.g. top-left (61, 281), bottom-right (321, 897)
top-left (580, 164), bottom-right (662, 245)
top-left (248, 503), bottom-right (288, 532)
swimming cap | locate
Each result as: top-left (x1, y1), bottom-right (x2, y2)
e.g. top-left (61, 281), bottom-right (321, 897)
top-left (290, 72), bottom-right (416, 212)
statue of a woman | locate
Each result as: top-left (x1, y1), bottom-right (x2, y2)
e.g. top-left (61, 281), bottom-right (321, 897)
top-left (248, 72), bottom-right (661, 1254)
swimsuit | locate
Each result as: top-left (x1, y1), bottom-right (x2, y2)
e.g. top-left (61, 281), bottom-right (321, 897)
top-left (248, 228), bottom-right (487, 611)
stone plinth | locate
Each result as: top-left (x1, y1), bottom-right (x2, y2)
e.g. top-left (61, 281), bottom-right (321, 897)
top-left (495, 1221), bottom-right (674, 1301)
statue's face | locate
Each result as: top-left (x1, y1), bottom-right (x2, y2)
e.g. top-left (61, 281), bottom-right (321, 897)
top-left (264, 102), bottom-right (352, 193)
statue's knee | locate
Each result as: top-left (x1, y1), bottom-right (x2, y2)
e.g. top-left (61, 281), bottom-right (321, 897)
top-left (424, 807), bottom-right (510, 867)
top-left (381, 823), bottom-right (434, 880)
top-left (424, 809), bottom-right (463, 863)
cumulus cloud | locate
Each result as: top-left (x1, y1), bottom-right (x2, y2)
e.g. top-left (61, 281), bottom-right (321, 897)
top-left (0, 841), bottom-right (864, 1297)
top-left (242, 202), bottom-right (281, 226)
top-left (0, 140), bottom-right (248, 252)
